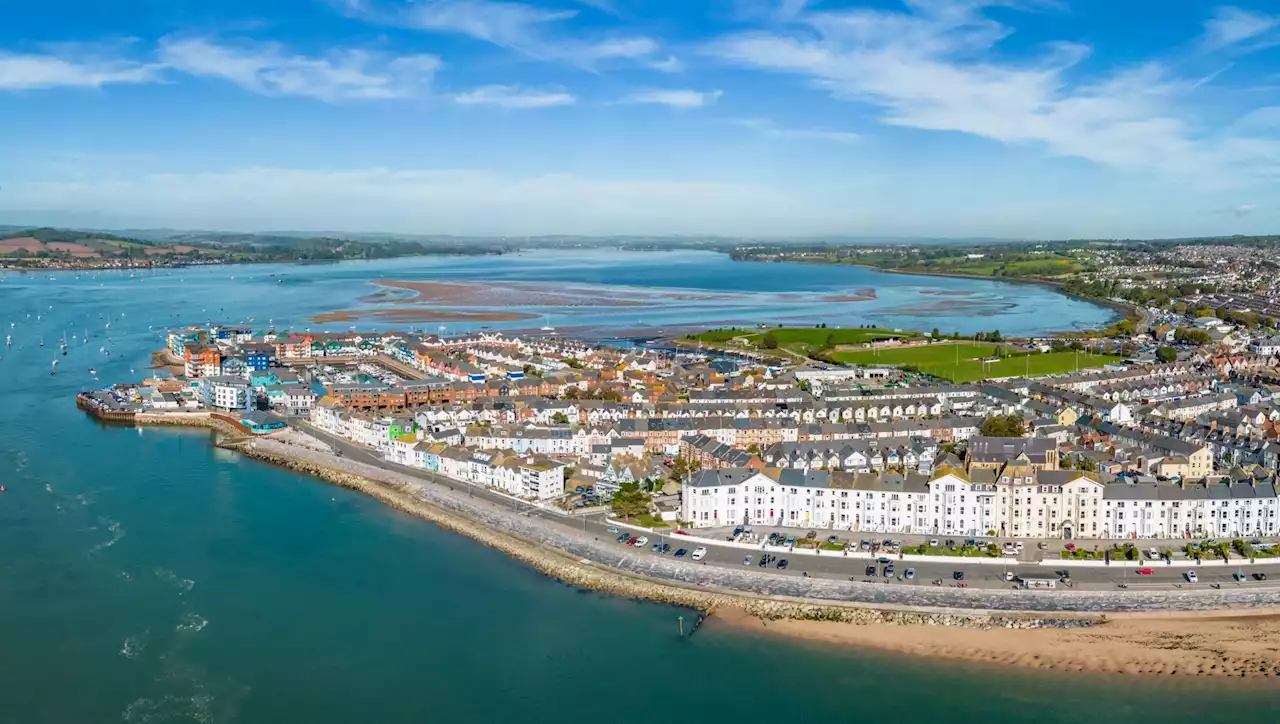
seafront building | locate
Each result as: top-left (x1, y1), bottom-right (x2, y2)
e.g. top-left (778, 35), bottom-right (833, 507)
top-left (80, 323), bottom-right (1280, 532)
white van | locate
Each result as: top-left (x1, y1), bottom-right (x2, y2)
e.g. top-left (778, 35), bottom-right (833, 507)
top-left (691, 546), bottom-right (708, 561)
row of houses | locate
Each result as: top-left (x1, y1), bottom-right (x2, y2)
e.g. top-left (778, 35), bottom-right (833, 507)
top-left (682, 463), bottom-right (1280, 540)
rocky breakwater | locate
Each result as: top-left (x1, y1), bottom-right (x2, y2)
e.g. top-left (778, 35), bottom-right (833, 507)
top-left (221, 437), bottom-right (1103, 631)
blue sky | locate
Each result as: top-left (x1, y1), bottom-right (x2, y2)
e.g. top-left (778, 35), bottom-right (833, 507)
top-left (2, 0), bottom-right (1279, 238)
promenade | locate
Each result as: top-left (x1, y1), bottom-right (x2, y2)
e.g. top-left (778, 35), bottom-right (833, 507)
top-left (242, 426), bottom-right (1280, 616)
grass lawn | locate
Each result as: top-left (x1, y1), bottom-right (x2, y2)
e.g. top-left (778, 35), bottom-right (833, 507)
top-left (685, 328), bottom-right (754, 343)
top-left (829, 343), bottom-right (1122, 382)
top-left (685, 326), bottom-right (916, 352)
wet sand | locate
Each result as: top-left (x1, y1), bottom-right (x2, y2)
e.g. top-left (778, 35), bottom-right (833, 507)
top-left (369, 279), bottom-right (652, 307)
top-left (715, 606), bottom-right (1280, 677)
top-left (311, 308), bottom-right (539, 324)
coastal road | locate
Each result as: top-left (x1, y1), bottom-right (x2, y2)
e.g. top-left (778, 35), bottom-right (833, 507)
top-left (290, 422), bottom-right (1280, 594)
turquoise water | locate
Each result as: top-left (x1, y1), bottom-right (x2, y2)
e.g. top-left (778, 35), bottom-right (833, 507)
top-left (1, 255), bottom-right (1268, 723)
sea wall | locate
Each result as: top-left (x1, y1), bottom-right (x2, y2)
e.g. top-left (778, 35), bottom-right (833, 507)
top-left (225, 438), bottom-right (1093, 630)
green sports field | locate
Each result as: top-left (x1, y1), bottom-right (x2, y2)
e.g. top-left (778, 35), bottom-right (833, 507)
top-left (685, 327), bottom-right (915, 353)
top-left (828, 343), bottom-right (1122, 383)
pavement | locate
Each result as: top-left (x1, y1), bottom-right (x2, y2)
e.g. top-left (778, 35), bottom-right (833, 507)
top-left (287, 422), bottom-right (1280, 603)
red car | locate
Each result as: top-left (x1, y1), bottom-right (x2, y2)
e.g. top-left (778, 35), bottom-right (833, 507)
top-left (1065, 543), bottom-right (1077, 552)
top-left (1136, 568), bottom-right (1155, 575)
top-left (626, 536), bottom-right (639, 546)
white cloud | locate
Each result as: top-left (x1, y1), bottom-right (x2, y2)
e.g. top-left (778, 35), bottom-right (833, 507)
top-left (346, 0), bottom-right (672, 70)
top-left (706, 1), bottom-right (1280, 185)
top-left (1202, 6), bottom-right (1280, 50)
top-left (620, 88), bottom-right (722, 108)
top-left (730, 117), bottom-right (859, 143)
top-left (157, 37), bottom-right (440, 102)
top-left (454, 84), bottom-right (575, 108)
top-left (0, 166), bottom-right (794, 235)
top-left (0, 51), bottom-right (160, 90)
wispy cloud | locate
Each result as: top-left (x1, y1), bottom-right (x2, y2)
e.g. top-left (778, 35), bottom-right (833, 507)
top-left (730, 117), bottom-right (859, 143)
top-left (454, 84), bottom-right (575, 108)
top-left (157, 37), bottom-right (440, 102)
top-left (620, 88), bottom-right (721, 108)
top-left (1202, 6), bottom-right (1280, 51)
top-left (706, 1), bottom-right (1280, 184)
top-left (0, 51), bottom-right (161, 91)
top-left (343, 0), bottom-right (678, 71)
top-left (1212, 203), bottom-right (1259, 217)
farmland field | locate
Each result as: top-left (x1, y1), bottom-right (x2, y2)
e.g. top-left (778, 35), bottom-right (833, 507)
top-left (828, 343), bottom-right (1122, 382)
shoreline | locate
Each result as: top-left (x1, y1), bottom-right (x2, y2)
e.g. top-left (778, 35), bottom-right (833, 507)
top-left (104, 413), bottom-right (1280, 678)
top-left (713, 606), bottom-right (1280, 678)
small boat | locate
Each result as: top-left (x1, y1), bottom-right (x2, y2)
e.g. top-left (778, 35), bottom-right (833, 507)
top-left (89, 368), bottom-right (96, 375)
top-left (1, 485), bottom-right (6, 493)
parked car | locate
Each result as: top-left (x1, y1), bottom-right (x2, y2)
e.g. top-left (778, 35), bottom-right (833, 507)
top-left (742, 556), bottom-right (753, 566)
top-left (883, 566), bottom-right (894, 577)
top-left (1004, 571), bottom-right (1015, 582)
top-left (1014, 541), bottom-right (1024, 552)
top-left (866, 565), bottom-right (877, 577)
top-left (1185, 570), bottom-right (1198, 583)
top-left (806, 530), bottom-right (817, 539)
top-left (674, 548), bottom-right (687, 558)
top-left (659, 543), bottom-right (671, 554)
top-left (606, 526), bottom-right (619, 534)
top-left (777, 559), bottom-right (788, 570)
top-left (1065, 543), bottom-right (1077, 552)
top-left (616, 534), bottom-right (630, 543)
top-left (634, 536), bottom-right (648, 548)
top-left (1254, 572), bottom-right (1267, 581)
top-left (625, 536), bottom-right (639, 546)
top-left (1233, 572), bottom-right (1249, 582)
top-left (928, 539), bottom-right (939, 547)
top-left (953, 571), bottom-right (965, 581)
top-left (1146, 548), bottom-right (1160, 560)
top-left (1136, 568), bottom-right (1154, 575)
top-left (860, 540), bottom-right (872, 550)
top-left (904, 568), bottom-right (915, 580)
top-left (826, 535), bottom-right (839, 545)
top-left (691, 547), bottom-right (708, 561)
top-left (785, 537), bottom-right (796, 546)
top-left (758, 556), bottom-right (769, 568)
top-left (651, 543), bottom-right (662, 552)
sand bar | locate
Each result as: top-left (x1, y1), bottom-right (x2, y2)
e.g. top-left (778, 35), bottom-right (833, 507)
top-left (311, 308), bottom-right (539, 324)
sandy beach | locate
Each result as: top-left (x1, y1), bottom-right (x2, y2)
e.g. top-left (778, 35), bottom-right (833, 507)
top-left (714, 606), bottom-right (1280, 677)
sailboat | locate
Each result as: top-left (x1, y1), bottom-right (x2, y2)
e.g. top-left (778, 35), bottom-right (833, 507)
top-left (39, 336), bottom-right (44, 347)
top-left (104, 314), bottom-right (111, 330)
top-left (540, 315), bottom-right (555, 332)
top-left (50, 359), bottom-right (58, 375)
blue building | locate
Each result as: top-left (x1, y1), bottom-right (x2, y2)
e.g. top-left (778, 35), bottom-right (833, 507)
top-left (240, 412), bottom-right (286, 434)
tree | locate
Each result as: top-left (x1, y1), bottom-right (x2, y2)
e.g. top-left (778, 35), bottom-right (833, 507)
top-left (1155, 346), bottom-right (1177, 363)
top-left (931, 328), bottom-right (941, 339)
top-left (610, 482), bottom-right (652, 519)
top-left (979, 414), bottom-right (1026, 437)
top-left (564, 357), bottom-right (584, 369)
top-left (1173, 327), bottom-right (1211, 346)
top-left (759, 331), bottom-right (779, 349)
top-left (551, 411), bottom-right (569, 424)
top-left (824, 333), bottom-right (837, 349)
top-left (522, 364), bottom-right (541, 378)
top-left (988, 329), bottom-right (1001, 342)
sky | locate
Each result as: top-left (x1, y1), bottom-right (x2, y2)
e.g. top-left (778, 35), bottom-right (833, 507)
top-left (2, 0), bottom-right (1279, 239)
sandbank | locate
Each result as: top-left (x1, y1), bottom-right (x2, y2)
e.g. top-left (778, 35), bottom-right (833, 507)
top-left (311, 308), bottom-right (539, 324)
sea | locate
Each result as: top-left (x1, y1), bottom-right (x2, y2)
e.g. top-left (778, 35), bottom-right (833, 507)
top-left (0, 251), bottom-right (1269, 723)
